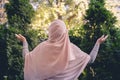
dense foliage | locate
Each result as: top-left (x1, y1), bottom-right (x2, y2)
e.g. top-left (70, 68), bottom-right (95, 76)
top-left (79, 0), bottom-right (120, 80)
top-left (0, 24), bottom-right (8, 80)
top-left (0, 0), bottom-right (38, 80)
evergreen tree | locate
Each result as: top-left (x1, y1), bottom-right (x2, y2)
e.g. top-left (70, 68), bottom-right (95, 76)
top-left (6, 0), bottom-right (34, 31)
top-left (0, 24), bottom-right (9, 80)
top-left (1, 0), bottom-right (37, 79)
top-left (79, 0), bottom-right (120, 80)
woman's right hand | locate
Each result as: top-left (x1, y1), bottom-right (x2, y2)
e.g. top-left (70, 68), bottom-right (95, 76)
top-left (96, 35), bottom-right (108, 44)
top-left (15, 34), bottom-right (26, 42)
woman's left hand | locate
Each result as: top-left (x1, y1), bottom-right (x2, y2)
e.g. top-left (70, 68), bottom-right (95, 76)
top-left (15, 34), bottom-right (26, 42)
top-left (96, 35), bottom-right (108, 44)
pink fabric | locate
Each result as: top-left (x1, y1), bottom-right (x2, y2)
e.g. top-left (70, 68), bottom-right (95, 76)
top-left (24, 20), bottom-right (90, 80)
top-left (48, 43), bottom-right (90, 80)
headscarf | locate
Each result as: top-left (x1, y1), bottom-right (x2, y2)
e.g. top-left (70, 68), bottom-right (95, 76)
top-left (24, 19), bottom-right (90, 80)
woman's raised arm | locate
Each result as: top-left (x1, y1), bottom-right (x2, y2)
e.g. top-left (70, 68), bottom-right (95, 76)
top-left (15, 34), bottom-right (29, 58)
top-left (89, 35), bottom-right (108, 63)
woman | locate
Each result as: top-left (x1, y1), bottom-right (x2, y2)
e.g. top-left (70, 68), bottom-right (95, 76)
top-left (16, 19), bottom-right (108, 80)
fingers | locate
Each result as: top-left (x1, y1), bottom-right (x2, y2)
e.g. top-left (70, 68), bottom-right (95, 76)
top-left (15, 34), bottom-right (26, 42)
top-left (15, 34), bottom-right (18, 37)
top-left (101, 35), bottom-right (108, 41)
top-left (101, 35), bottom-right (104, 38)
top-left (101, 35), bottom-right (108, 39)
top-left (15, 34), bottom-right (24, 38)
top-left (104, 35), bottom-right (108, 40)
top-left (18, 34), bottom-right (24, 38)
top-left (15, 34), bottom-right (20, 38)
top-left (97, 35), bottom-right (108, 44)
top-left (100, 35), bottom-right (104, 39)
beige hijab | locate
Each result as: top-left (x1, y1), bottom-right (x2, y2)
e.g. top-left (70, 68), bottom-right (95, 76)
top-left (24, 20), bottom-right (90, 80)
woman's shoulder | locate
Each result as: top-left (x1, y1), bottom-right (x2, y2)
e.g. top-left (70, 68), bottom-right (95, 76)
top-left (70, 43), bottom-right (81, 50)
top-left (37, 40), bottom-right (49, 47)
